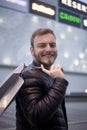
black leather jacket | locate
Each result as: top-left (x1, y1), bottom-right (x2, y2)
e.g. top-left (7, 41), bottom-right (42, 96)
top-left (16, 61), bottom-right (68, 130)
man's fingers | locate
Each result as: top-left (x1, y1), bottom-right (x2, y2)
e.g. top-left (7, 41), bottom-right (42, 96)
top-left (41, 64), bottom-right (64, 78)
top-left (41, 64), bottom-right (50, 75)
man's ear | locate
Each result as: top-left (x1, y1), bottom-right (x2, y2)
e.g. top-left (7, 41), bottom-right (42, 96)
top-left (30, 46), bottom-right (34, 56)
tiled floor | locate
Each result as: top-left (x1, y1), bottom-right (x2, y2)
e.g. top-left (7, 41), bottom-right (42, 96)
top-left (66, 101), bottom-right (87, 130)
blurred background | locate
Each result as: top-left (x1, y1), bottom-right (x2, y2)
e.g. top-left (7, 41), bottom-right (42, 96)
top-left (0, 0), bottom-right (87, 130)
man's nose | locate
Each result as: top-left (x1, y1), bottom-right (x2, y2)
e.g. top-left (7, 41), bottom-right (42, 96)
top-left (45, 45), bottom-right (51, 51)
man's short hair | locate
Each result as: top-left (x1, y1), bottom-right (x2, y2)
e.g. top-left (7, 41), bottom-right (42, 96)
top-left (30, 28), bottom-right (56, 47)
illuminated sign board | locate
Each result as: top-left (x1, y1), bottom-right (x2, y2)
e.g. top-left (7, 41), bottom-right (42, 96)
top-left (59, 8), bottom-right (81, 28)
top-left (82, 16), bottom-right (87, 30)
top-left (0, 0), bottom-right (29, 12)
top-left (58, 0), bottom-right (87, 15)
top-left (58, 0), bottom-right (87, 30)
top-left (29, 0), bottom-right (56, 20)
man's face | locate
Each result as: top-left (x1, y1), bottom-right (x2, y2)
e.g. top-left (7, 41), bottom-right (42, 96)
top-left (30, 33), bottom-right (57, 67)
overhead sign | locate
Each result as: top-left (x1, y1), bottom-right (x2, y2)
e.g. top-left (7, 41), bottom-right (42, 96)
top-left (29, 0), bottom-right (56, 20)
top-left (82, 16), bottom-right (87, 30)
top-left (58, 0), bottom-right (87, 30)
top-left (59, 8), bottom-right (81, 28)
top-left (0, 0), bottom-right (29, 12)
top-left (58, 0), bottom-right (87, 15)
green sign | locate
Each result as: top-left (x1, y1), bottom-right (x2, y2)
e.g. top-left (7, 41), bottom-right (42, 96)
top-left (58, 8), bottom-right (81, 28)
top-left (59, 11), bottom-right (81, 24)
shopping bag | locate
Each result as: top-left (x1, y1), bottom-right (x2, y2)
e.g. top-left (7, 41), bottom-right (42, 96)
top-left (0, 64), bottom-right (24, 117)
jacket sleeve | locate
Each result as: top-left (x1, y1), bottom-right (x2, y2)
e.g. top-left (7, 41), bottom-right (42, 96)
top-left (17, 72), bottom-right (68, 126)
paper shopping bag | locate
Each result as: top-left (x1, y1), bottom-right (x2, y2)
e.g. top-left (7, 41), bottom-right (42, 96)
top-left (0, 64), bottom-right (24, 117)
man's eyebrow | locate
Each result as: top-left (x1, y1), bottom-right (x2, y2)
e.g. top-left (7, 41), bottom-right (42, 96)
top-left (36, 42), bottom-right (46, 45)
top-left (38, 42), bottom-right (56, 44)
top-left (50, 42), bottom-right (56, 44)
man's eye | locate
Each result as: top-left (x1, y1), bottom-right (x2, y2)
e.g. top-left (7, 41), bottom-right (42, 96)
top-left (38, 45), bottom-right (46, 48)
top-left (50, 43), bottom-right (56, 48)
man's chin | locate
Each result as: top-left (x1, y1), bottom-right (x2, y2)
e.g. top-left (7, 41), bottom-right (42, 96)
top-left (42, 62), bottom-right (53, 68)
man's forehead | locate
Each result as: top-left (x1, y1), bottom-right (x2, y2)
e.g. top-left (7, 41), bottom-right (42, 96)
top-left (34, 33), bottom-right (56, 42)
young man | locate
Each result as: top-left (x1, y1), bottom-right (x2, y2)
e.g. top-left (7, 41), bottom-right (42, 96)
top-left (16, 28), bottom-right (69, 130)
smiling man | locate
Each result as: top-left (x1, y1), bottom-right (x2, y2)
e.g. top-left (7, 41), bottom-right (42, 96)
top-left (16, 28), bottom-right (69, 130)
top-left (30, 29), bottom-right (57, 68)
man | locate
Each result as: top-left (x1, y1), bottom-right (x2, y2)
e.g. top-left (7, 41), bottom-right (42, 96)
top-left (16, 28), bottom-right (69, 130)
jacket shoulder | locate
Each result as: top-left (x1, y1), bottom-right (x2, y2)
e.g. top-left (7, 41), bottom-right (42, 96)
top-left (21, 66), bottom-right (42, 80)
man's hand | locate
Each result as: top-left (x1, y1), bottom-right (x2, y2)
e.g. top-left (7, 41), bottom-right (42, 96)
top-left (41, 64), bottom-right (64, 79)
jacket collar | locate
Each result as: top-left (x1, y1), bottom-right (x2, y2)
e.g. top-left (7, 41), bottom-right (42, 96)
top-left (32, 61), bottom-right (41, 67)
